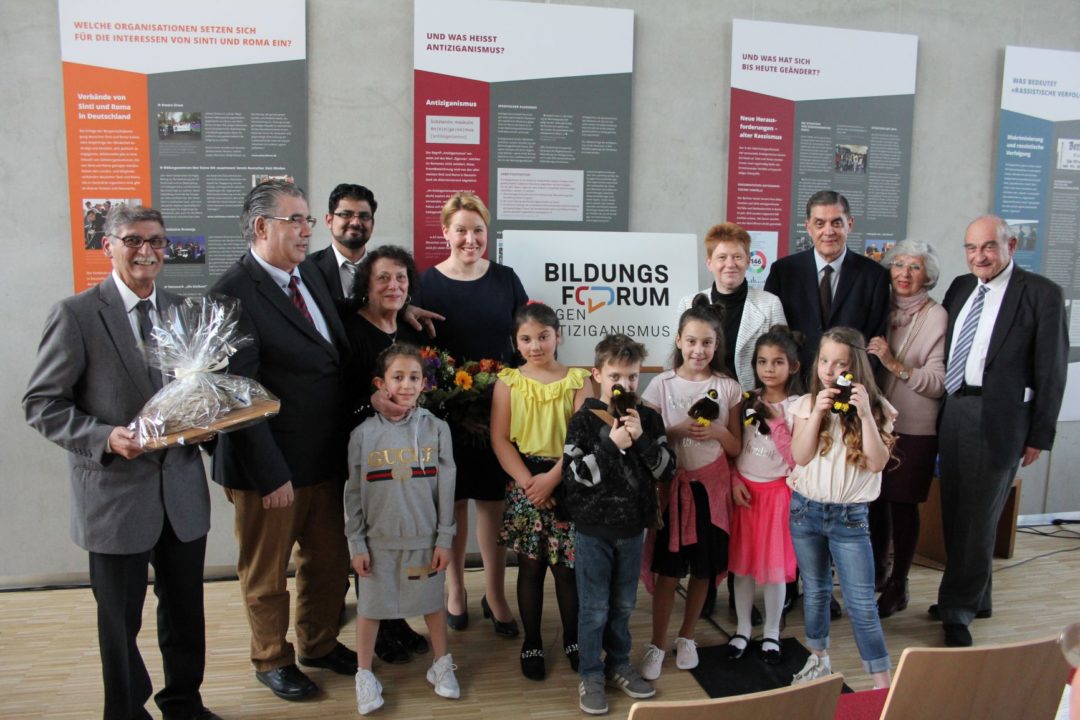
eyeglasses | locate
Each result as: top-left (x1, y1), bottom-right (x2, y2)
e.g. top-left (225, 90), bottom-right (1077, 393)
top-left (113, 234), bottom-right (170, 249)
top-left (267, 215), bottom-right (317, 229)
top-left (332, 211), bottom-right (373, 222)
top-left (890, 261), bottom-right (924, 273)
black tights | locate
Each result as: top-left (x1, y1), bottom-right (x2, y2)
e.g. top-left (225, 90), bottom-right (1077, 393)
top-left (869, 499), bottom-right (921, 582)
top-left (517, 554), bottom-right (577, 649)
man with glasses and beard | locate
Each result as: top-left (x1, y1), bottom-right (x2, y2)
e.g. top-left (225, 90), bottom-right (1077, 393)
top-left (306, 183), bottom-right (378, 302)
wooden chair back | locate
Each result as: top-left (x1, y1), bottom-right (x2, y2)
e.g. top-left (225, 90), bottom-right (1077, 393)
top-left (626, 673), bottom-right (843, 720)
top-left (879, 635), bottom-right (1069, 720)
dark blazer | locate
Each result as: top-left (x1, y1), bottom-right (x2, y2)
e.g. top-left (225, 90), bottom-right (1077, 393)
top-left (941, 266), bottom-right (1067, 468)
top-left (304, 245), bottom-right (347, 301)
top-left (23, 278), bottom-right (210, 554)
top-left (210, 251), bottom-right (351, 494)
top-left (764, 248), bottom-right (891, 370)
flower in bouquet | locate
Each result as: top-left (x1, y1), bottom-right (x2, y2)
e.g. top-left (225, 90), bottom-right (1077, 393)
top-left (420, 346), bottom-right (503, 443)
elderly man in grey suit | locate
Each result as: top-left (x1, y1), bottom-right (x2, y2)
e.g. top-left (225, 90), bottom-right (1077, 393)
top-left (23, 205), bottom-right (219, 720)
top-left (934, 215), bottom-right (1067, 647)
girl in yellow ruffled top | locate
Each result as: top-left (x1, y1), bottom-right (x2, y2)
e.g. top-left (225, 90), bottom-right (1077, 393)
top-left (491, 302), bottom-right (591, 681)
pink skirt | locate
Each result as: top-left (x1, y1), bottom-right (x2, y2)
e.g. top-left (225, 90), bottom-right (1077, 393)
top-left (728, 475), bottom-right (797, 584)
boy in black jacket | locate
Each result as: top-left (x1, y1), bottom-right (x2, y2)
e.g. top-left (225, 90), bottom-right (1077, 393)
top-left (563, 334), bottom-right (676, 715)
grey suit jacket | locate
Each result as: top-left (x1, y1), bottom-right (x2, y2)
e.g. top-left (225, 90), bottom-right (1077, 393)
top-left (23, 277), bottom-right (210, 555)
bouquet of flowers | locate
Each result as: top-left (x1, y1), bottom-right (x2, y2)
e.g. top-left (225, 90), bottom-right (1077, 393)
top-left (419, 346), bottom-right (503, 445)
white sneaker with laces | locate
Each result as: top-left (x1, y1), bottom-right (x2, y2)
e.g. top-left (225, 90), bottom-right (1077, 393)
top-left (791, 653), bottom-right (832, 685)
top-left (674, 637), bottom-right (698, 670)
top-left (640, 643), bottom-right (665, 680)
top-left (355, 668), bottom-right (384, 715)
top-left (426, 653), bottom-right (461, 699)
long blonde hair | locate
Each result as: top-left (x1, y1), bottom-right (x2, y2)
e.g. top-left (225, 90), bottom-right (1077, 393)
top-left (809, 327), bottom-right (895, 469)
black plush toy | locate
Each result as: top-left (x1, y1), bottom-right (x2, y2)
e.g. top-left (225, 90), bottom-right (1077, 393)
top-left (831, 372), bottom-right (855, 414)
top-left (688, 388), bottom-right (721, 426)
top-left (608, 383), bottom-right (638, 419)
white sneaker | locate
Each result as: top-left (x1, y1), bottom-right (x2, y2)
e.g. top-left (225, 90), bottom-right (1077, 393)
top-left (791, 654), bottom-right (832, 685)
top-left (355, 669), bottom-right (384, 715)
top-left (640, 643), bottom-right (665, 680)
top-left (427, 653), bottom-right (461, 699)
top-left (674, 637), bottom-right (698, 670)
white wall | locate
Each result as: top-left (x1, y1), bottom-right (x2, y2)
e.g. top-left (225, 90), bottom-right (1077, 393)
top-left (2, 0), bottom-right (1078, 586)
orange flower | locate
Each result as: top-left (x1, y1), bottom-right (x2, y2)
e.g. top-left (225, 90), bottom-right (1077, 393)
top-left (454, 370), bottom-right (473, 390)
top-left (479, 358), bottom-right (497, 373)
top-left (420, 346), bottom-right (437, 360)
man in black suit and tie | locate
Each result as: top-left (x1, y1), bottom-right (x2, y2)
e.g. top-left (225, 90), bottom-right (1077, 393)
top-left (763, 190), bottom-right (891, 618)
top-left (934, 215), bottom-right (1067, 647)
top-left (24, 205), bottom-right (219, 720)
top-left (306, 183), bottom-right (376, 301)
top-left (764, 190), bottom-right (891, 374)
top-left (211, 181), bottom-right (357, 701)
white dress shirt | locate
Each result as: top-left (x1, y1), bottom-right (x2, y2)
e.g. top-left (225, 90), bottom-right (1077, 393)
top-left (331, 244), bottom-right (361, 299)
top-left (250, 249), bottom-right (332, 344)
top-left (111, 270), bottom-right (159, 351)
top-left (814, 248), bottom-right (846, 295)
top-left (948, 260), bottom-right (1016, 391)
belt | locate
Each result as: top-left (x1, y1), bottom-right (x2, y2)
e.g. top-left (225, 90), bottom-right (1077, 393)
top-left (955, 384), bottom-right (982, 397)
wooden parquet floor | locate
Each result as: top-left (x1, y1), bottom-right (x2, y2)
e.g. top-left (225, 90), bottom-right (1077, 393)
top-left (1, 527), bottom-right (1077, 719)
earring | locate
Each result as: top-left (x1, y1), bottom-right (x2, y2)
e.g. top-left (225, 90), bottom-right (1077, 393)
top-left (404, 294), bottom-right (412, 306)
top-left (360, 295), bottom-right (368, 305)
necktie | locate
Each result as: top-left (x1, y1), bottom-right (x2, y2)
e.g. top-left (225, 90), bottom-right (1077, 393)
top-left (135, 300), bottom-right (163, 391)
top-left (288, 275), bottom-right (315, 326)
top-left (343, 261), bottom-right (359, 298)
top-left (944, 284), bottom-right (989, 394)
top-left (819, 265), bottom-right (834, 327)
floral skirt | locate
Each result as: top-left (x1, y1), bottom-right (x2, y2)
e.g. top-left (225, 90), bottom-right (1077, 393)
top-left (498, 456), bottom-right (576, 567)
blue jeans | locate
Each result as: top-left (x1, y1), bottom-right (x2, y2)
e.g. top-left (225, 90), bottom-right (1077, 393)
top-left (789, 492), bottom-right (891, 674)
top-left (575, 530), bottom-right (643, 680)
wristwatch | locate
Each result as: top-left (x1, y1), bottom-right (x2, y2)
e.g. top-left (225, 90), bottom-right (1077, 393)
top-left (897, 366), bottom-right (910, 381)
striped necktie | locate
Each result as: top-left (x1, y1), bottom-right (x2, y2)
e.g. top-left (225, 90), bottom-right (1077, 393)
top-left (944, 284), bottom-right (988, 394)
top-left (288, 275), bottom-right (315, 326)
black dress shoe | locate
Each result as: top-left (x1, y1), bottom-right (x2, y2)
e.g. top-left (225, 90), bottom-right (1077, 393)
top-left (255, 664), bottom-right (318, 701)
top-left (943, 623), bottom-right (973, 647)
top-left (298, 641), bottom-right (359, 675)
top-left (877, 578), bottom-right (909, 618)
top-left (759, 637), bottom-right (782, 665)
top-left (724, 634), bottom-right (749, 661)
top-left (481, 595), bottom-right (520, 637)
top-left (389, 618), bottom-right (429, 654)
top-left (928, 604), bottom-right (992, 621)
top-left (447, 594), bottom-right (469, 631)
top-left (373, 623), bottom-right (411, 664)
top-left (520, 644), bottom-right (546, 681)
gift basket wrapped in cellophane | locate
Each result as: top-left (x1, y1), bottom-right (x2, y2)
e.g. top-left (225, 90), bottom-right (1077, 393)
top-left (131, 295), bottom-right (280, 448)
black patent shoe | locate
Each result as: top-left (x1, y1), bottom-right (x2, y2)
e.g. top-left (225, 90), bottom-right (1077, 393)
top-left (520, 644), bottom-right (546, 681)
top-left (759, 637), bottom-right (782, 665)
top-left (725, 634), bottom-right (749, 661)
top-left (446, 593), bottom-right (469, 631)
top-left (481, 595), bottom-right (520, 637)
